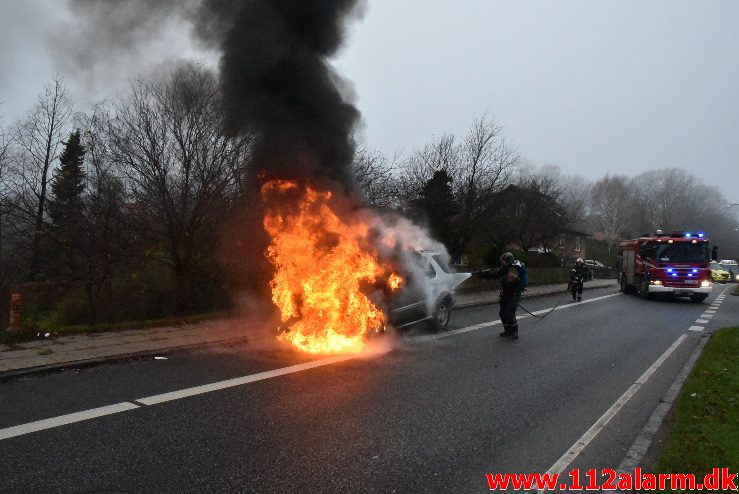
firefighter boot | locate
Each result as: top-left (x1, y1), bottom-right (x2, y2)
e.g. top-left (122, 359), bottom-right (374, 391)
top-left (510, 324), bottom-right (519, 339)
top-left (499, 325), bottom-right (513, 337)
top-left (577, 295), bottom-right (582, 302)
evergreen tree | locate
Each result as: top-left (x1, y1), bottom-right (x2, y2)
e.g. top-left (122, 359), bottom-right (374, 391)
top-left (414, 169), bottom-right (459, 256)
top-left (49, 130), bottom-right (86, 276)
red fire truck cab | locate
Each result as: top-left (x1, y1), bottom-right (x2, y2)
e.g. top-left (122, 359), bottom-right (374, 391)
top-left (618, 230), bottom-right (712, 302)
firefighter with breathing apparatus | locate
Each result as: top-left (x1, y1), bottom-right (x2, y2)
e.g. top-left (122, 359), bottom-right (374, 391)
top-left (475, 252), bottom-right (527, 340)
top-left (569, 258), bottom-right (589, 302)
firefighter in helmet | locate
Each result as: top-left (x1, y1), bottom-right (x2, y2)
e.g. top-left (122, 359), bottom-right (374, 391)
top-left (475, 252), bottom-right (526, 339)
top-left (569, 258), bottom-right (589, 302)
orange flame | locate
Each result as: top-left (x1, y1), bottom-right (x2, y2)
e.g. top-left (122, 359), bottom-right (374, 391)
top-left (262, 179), bottom-right (401, 354)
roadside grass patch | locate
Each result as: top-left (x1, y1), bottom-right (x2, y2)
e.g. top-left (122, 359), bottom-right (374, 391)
top-left (655, 327), bottom-right (739, 488)
top-left (0, 311), bottom-right (227, 346)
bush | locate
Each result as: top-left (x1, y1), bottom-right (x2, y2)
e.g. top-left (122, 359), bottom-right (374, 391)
top-left (52, 288), bottom-right (90, 326)
top-left (525, 252), bottom-right (560, 268)
top-left (112, 263), bottom-right (175, 321)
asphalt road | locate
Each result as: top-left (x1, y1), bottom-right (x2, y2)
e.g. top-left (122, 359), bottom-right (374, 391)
top-left (1, 284), bottom-right (737, 493)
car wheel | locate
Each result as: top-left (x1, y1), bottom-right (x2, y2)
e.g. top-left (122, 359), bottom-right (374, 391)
top-left (429, 296), bottom-right (451, 332)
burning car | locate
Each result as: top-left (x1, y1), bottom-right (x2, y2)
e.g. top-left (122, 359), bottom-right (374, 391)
top-left (262, 179), bottom-right (471, 353)
top-left (387, 251), bottom-right (471, 332)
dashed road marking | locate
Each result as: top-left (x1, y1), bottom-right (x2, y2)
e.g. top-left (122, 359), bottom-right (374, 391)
top-left (688, 326), bottom-right (704, 332)
top-left (696, 319), bottom-right (709, 324)
top-left (135, 354), bottom-right (357, 406)
top-left (539, 334), bottom-right (687, 488)
top-left (436, 292), bottom-right (624, 340)
top-left (0, 402), bottom-right (140, 441)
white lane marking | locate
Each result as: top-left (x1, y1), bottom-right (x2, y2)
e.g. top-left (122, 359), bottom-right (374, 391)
top-left (696, 319), bottom-right (709, 324)
top-left (549, 293), bottom-right (622, 313)
top-left (705, 310), bottom-right (717, 314)
top-left (436, 320), bottom-right (501, 339)
top-left (0, 402), bottom-right (139, 441)
top-left (136, 354), bottom-right (356, 405)
top-left (540, 334), bottom-right (687, 486)
top-left (688, 326), bottom-right (704, 332)
top-left (436, 293), bottom-right (623, 340)
top-left (617, 328), bottom-right (709, 476)
top-left (701, 314), bottom-right (714, 319)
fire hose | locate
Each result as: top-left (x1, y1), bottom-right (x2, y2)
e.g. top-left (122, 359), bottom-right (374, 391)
top-left (517, 300), bottom-right (561, 319)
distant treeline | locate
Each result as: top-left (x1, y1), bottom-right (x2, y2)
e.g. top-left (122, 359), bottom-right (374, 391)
top-left (1, 65), bottom-right (737, 328)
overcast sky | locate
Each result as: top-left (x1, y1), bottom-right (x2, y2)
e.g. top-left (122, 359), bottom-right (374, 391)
top-left (1, 0), bottom-right (738, 202)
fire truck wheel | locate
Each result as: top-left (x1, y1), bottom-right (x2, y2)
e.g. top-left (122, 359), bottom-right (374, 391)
top-left (690, 294), bottom-right (707, 303)
top-left (638, 276), bottom-right (651, 299)
top-left (620, 274), bottom-right (630, 293)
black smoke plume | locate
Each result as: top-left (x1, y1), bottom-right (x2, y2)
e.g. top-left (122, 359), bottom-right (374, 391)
top-left (62, 0), bottom-right (366, 187)
top-left (197, 0), bottom-right (366, 187)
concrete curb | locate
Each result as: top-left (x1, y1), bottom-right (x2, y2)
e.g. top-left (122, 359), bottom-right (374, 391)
top-left (613, 332), bottom-right (712, 493)
top-left (619, 333), bottom-right (710, 467)
top-left (455, 280), bottom-right (619, 308)
top-left (0, 336), bottom-right (250, 381)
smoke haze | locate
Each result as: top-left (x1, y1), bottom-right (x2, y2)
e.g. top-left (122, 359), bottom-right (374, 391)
top-left (57, 0), bottom-right (367, 188)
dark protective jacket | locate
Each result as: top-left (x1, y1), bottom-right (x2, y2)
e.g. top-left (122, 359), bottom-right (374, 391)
top-left (479, 261), bottom-right (524, 295)
top-left (570, 264), bottom-right (589, 283)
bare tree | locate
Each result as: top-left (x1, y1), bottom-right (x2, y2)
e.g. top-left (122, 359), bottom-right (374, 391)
top-left (628, 168), bottom-right (739, 258)
top-left (630, 169), bottom-right (719, 234)
top-left (109, 65), bottom-right (251, 314)
top-left (396, 133), bottom-right (457, 208)
top-left (352, 141), bottom-right (399, 209)
top-left (0, 112), bottom-right (14, 293)
top-left (589, 174), bottom-right (633, 253)
top-left (452, 116), bottom-right (518, 257)
top-left (397, 116), bottom-right (519, 259)
top-left (6, 78), bottom-right (72, 280)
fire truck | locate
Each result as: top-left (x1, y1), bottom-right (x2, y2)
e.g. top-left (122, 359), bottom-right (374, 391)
top-left (618, 230), bottom-right (712, 302)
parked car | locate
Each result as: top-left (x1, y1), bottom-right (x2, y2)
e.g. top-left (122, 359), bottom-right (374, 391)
top-left (584, 259), bottom-right (606, 268)
top-left (581, 259), bottom-right (605, 281)
top-left (709, 261), bottom-right (731, 283)
top-left (717, 260), bottom-right (739, 283)
top-left (388, 251), bottom-right (471, 332)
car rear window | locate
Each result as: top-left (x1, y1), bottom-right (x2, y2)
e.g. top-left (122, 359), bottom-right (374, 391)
top-left (432, 255), bottom-right (453, 273)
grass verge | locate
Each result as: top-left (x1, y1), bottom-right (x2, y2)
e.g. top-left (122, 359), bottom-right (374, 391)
top-left (1, 311), bottom-right (227, 346)
top-left (654, 326), bottom-right (739, 490)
